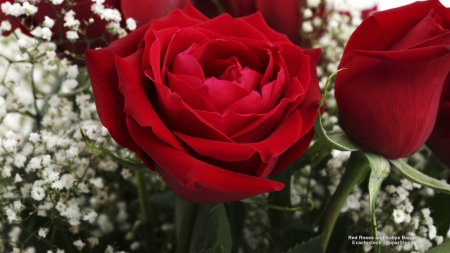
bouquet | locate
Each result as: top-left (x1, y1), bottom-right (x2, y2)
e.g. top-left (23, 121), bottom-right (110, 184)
top-left (0, 0), bottom-right (449, 252)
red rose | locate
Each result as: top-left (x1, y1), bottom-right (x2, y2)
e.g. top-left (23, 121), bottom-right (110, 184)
top-left (335, 0), bottom-right (450, 159)
top-left (0, 0), bottom-right (120, 59)
top-left (190, 0), bottom-right (301, 42)
top-left (428, 80), bottom-right (450, 168)
top-left (86, 4), bottom-right (321, 203)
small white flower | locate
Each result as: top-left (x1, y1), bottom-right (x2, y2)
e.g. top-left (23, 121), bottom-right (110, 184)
top-left (42, 16), bottom-right (55, 28)
top-left (126, 17), bottom-right (137, 31)
top-left (393, 209), bottom-right (405, 223)
top-left (89, 177), bottom-right (104, 189)
top-left (38, 227), bottom-right (48, 238)
top-left (428, 225), bottom-right (437, 239)
top-left (51, 0), bottom-right (64, 5)
top-left (83, 210), bottom-right (98, 223)
top-left (62, 79), bottom-right (78, 90)
top-left (41, 27), bottom-right (52, 40)
top-left (13, 200), bottom-right (23, 211)
top-left (121, 168), bottom-right (131, 179)
top-left (66, 146), bottom-right (79, 159)
top-left (396, 186), bottom-right (409, 200)
top-left (302, 22), bottom-right (313, 33)
top-left (22, 2), bottom-right (37, 16)
top-left (14, 154), bottom-right (26, 168)
top-left (30, 26), bottom-right (43, 37)
top-left (29, 157), bottom-right (42, 170)
top-left (14, 174), bottom-right (23, 183)
top-left (3, 2), bottom-right (25, 17)
top-left (31, 186), bottom-right (46, 201)
top-left (73, 240), bottom-right (85, 251)
top-left (400, 179), bottom-right (413, 190)
top-left (29, 132), bottom-right (40, 143)
top-left (66, 65), bottom-right (79, 79)
top-left (1, 20), bottom-right (11, 31)
top-left (422, 208), bottom-right (431, 218)
top-left (66, 31), bottom-right (79, 40)
top-left (435, 235), bottom-right (444, 245)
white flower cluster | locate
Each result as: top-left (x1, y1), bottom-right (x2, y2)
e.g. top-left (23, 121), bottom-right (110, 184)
top-left (0, 24), bottom-right (166, 252)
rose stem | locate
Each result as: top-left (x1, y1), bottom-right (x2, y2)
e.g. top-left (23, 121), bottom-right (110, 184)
top-left (176, 201), bottom-right (200, 253)
top-left (319, 151), bottom-right (370, 252)
top-left (135, 170), bottom-right (157, 252)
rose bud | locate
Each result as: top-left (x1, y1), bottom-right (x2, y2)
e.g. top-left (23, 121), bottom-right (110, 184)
top-left (85, 4), bottom-right (321, 203)
top-left (190, 0), bottom-right (301, 42)
top-left (428, 79), bottom-right (450, 168)
top-left (335, 0), bottom-right (450, 159)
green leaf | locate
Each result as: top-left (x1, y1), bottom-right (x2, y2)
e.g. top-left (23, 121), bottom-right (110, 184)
top-left (425, 239), bottom-right (450, 253)
top-left (226, 202), bottom-right (245, 252)
top-left (284, 235), bottom-right (324, 253)
top-left (313, 70), bottom-right (360, 152)
top-left (196, 241), bottom-right (224, 253)
top-left (189, 204), bottom-right (232, 253)
top-left (390, 159), bottom-right (450, 195)
top-left (364, 152), bottom-right (391, 253)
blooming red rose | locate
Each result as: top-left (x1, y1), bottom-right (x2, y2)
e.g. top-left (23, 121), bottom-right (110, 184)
top-left (335, 0), bottom-right (450, 159)
top-left (190, 0), bottom-right (301, 42)
top-left (86, 4), bottom-right (321, 203)
top-left (427, 78), bottom-right (450, 168)
top-left (0, 0), bottom-right (120, 58)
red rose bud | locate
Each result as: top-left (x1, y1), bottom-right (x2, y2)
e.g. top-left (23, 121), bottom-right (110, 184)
top-left (86, 4), bottom-right (321, 203)
top-left (428, 78), bottom-right (450, 168)
top-left (190, 0), bottom-right (301, 42)
top-left (335, 0), bottom-right (450, 159)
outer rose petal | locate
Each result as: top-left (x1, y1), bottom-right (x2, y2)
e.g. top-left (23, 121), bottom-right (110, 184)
top-left (427, 103), bottom-right (450, 168)
top-left (126, 116), bottom-right (284, 204)
top-left (255, 0), bottom-right (301, 42)
top-left (85, 23), bottom-right (151, 153)
top-left (336, 49), bottom-right (450, 159)
top-left (121, 0), bottom-right (190, 26)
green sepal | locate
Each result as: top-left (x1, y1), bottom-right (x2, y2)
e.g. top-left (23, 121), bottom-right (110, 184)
top-left (390, 159), bottom-right (450, 195)
top-left (364, 152), bottom-right (391, 253)
top-left (284, 235), bottom-right (324, 253)
top-left (313, 69), bottom-right (360, 151)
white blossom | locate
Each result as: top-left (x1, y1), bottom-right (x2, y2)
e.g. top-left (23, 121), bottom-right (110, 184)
top-left (66, 31), bottom-right (79, 40)
top-left (83, 210), bottom-right (98, 223)
top-left (38, 227), bottom-right (48, 238)
top-left (31, 186), bottom-right (46, 201)
top-left (42, 16), bottom-right (55, 28)
top-left (393, 209), bottom-right (405, 224)
top-left (73, 240), bottom-right (85, 251)
top-left (126, 17), bottom-right (137, 31)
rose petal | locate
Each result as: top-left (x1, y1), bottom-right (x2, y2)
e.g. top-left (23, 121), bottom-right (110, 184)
top-left (427, 103), bottom-right (450, 168)
top-left (121, 0), bottom-right (189, 26)
top-left (85, 23), bottom-right (150, 152)
top-left (114, 50), bottom-right (186, 151)
top-left (255, 0), bottom-right (301, 42)
top-left (174, 109), bottom-right (302, 164)
top-left (388, 13), bottom-right (445, 50)
top-left (126, 116), bottom-right (284, 203)
top-left (336, 47), bottom-right (450, 159)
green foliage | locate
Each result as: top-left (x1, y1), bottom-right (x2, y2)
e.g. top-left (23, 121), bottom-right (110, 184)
top-left (284, 235), bottom-right (324, 253)
top-left (390, 159), bottom-right (450, 195)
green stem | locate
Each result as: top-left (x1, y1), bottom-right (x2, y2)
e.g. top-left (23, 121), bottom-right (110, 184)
top-left (135, 171), bottom-right (157, 253)
top-left (176, 201), bottom-right (200, 253)
top-left (319, 151), bottom-right (370, 252)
